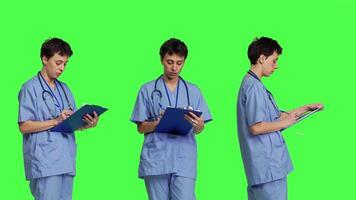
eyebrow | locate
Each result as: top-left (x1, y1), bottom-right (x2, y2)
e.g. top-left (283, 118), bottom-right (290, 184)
top-left (167, 59), bottom-right (184, 62)
top-left (55, 60), bottom-right (68, 63)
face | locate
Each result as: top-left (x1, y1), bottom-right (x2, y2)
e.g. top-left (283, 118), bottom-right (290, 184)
top-left (42, 53), bottom-right (69, 79)
top-left (260, 51), bottom-right (279, 77)
top-left (161, 53), bottom-right (185, 80)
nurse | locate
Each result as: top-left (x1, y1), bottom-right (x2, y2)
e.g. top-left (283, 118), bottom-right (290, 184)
top-left (131, 38), bottom-right (212, 200)
top-left (237, 37), bottom-right (323, 200)
top-left (18, 38), bottom-right (100, 200)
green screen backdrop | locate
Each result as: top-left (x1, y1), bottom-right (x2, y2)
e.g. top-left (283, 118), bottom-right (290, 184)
top-left (1, 0), bottom-right (355, 199)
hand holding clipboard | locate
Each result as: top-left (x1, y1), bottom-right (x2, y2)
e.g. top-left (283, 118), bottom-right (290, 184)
top-left (50, 104), bottom-right (108, 133)
top-left (282, 104), bottom-right (324, 131)
top-left (155, 107), bottom-right (202, 135)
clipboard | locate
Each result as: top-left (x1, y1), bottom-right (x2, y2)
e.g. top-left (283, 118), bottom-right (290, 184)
top-left (297, 107), bottom-right (322, 122)
top-left (50, 104), bottom-right (108, 133)
top-left (155, 107), bottom-right (202, 135)
top-left (282, 107), bottom-right (322, 131)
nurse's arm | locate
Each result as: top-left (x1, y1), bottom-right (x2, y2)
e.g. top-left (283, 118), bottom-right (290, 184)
top-left (19, 120), bottom-right (59, 134)
top-left (184, 112), bottom-right (205, 134)
top-left (249, 112), bottom-right (298, 135)
top-left (287, 103), bottom-right (324, 117)
top-left (18, 110), bottom-right (73, 134)
top-left (137, 120), bottom-right (160, 134)
top-left (279, 112), bottom-right (289, 119)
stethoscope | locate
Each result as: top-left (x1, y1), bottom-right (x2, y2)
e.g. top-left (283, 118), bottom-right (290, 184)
top-left (37, 71), bottom-right (73, 112)
top-left (247, 70), bottom-right (279, 113)
top-left (150, 75), bottom-right (192, 118)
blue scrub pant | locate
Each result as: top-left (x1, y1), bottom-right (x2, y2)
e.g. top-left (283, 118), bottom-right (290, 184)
top-left (247, 177), bottom-right (287, 200)
top-left (144, 174), bottom-right (196, 200)
top-left (29, 174), bottom-right (74, 200)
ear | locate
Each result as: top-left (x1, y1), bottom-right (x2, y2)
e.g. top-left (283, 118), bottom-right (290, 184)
top-left (42, 56), bottom-right (48, 65)
top-left (258, 54), bottom-right (266, 64)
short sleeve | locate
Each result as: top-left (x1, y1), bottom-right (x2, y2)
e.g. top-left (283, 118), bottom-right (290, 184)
top-left (245, 85), bottom-right (267, 126)
top-left (18, 84), bottom-right (37, 123)
top-left (130, 87), bottom-right (150, 123)
top-left (195, 89), bottom-right (212, 123)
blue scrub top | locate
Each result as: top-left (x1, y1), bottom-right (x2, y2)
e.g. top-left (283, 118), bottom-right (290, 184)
top-left (237, 75), bottom-right (293, 186)
top-left (18, 75), bottom-right (77, 180)
top-left (131, 78), bottom-right (212, 179)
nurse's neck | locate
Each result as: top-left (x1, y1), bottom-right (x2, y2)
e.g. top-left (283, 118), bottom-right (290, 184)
top-left (250, 65), bottom-right (263, 80)
top-left (40, 69), bottom-right (56, 89)
top-left (163, 75), bottom-right (179, 92)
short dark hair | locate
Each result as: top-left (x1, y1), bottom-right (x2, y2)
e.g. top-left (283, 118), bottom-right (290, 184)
top-left (40, 38), bottom-right (73, 60)
top-left (159, 38), bottom-right (188, 60)
top-left (247, 37), bottom-right (282, 65)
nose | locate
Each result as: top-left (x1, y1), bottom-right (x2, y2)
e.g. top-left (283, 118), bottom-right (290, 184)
top-left (172, 64), bottom-right (178, 71)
